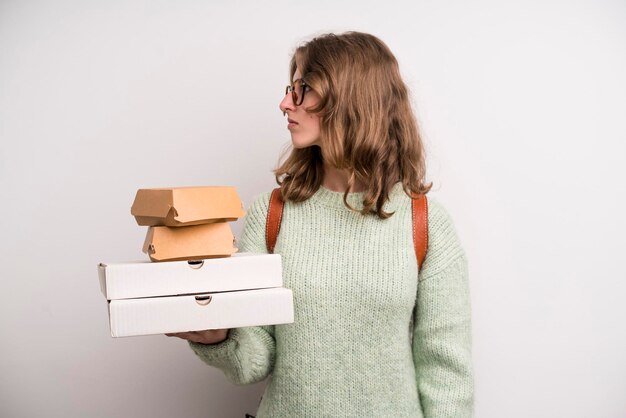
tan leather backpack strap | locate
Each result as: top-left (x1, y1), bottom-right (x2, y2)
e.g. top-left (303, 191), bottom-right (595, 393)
top-left (411, 193), bottom-right (429, 272)
top-left (266, 187), bottom-right (285, 254)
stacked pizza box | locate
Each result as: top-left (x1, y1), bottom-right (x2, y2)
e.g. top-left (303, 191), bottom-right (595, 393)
top-left (97, 186), bottom-right (294, 338)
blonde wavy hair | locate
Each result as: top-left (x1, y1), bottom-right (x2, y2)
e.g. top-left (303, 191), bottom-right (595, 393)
top-left (274, 31), bottom-right (432, 219)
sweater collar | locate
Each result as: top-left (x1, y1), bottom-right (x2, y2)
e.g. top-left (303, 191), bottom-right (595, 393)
top-left (307, 181), bottom-right (407, 211)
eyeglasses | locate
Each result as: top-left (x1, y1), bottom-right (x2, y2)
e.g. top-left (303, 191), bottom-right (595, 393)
top-left (285, 78), bottom-right (309, 106)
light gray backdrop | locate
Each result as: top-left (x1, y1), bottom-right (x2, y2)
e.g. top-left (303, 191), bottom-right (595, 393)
top-left (1, 0), bottom-right (625, 417)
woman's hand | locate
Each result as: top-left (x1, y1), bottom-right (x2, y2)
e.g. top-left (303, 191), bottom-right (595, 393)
top-left (165, 329), bottom-right (229, 345)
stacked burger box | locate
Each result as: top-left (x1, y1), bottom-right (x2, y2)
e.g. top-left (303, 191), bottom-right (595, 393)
top-left (133, 187), bottom-right (242, 262)
top-left (98, 186), bottom-right (294, 338)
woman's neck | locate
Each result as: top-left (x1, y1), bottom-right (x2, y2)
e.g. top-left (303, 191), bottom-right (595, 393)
top-left (322, 162), bottom-right (366, 193)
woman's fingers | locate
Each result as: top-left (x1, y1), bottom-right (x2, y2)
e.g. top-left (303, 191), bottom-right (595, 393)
top-left (166, 331), bottom-right (188, 338)
top-left (164, 329), bottom-right (228, 344)
top-left (166, 331), bottom-right (200, 341)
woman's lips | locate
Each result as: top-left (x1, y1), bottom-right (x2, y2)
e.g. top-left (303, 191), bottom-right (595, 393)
top-left (287, 119), bottom-right (298, 129)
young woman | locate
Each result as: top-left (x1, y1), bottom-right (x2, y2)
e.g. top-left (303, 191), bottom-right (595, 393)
top-left (168, 31), bottom-right (474, 418)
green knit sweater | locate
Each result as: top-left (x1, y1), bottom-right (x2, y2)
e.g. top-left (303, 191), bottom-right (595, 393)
top-left (189, 182), bottom-right (474, 417)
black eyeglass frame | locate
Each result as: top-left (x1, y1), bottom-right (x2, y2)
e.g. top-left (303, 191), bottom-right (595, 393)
top-left (285, 78), bottom-right (309, 106)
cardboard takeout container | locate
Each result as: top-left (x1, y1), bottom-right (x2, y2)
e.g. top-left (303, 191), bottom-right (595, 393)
top-left (98, 252), bottom-right (283, 300)
top-left (98, 252), bottom-right (294, 337)
top-left (131, 186), bottom-right (246, 227)
top-left (107, 287), bottom-right (294, 338)
top-left (143, 222), bottom-right (237, 262)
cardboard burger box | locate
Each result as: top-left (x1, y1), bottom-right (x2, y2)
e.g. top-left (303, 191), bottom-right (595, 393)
top-left (143, 222), bottom-right (238, 262)
top-left (131, 186), bottom-right (246, 227)
top-left (132, 186), bottom-right (245, 262)
top-left (98, 252), bottom-right (294, 337)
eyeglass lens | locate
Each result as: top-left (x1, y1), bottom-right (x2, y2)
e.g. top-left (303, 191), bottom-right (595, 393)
top-left (285, 80), bottom-right (305, 106)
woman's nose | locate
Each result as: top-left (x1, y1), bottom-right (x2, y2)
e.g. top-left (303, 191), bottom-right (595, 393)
top-left (279, 93), bottom-right (295, 115)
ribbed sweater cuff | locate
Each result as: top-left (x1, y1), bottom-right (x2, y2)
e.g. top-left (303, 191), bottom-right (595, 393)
top-left (188, 327), bottom-right (276, 385)
top-left (188, 332), bottom-right (240, 371)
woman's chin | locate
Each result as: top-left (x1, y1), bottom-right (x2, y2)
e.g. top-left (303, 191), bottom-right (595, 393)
top-left (291, 140), bottom-right (309, 149)
top-left (291, 137), bottom-right (319, 149)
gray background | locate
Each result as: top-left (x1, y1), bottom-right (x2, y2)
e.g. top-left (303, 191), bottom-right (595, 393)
top-left (1, 0), bottom-right (625, 417)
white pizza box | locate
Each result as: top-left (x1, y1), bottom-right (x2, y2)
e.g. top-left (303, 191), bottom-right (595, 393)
top-left (98, 252), bottom-right (282, 300)
top-left (107, 287), bottom-right (294, 337)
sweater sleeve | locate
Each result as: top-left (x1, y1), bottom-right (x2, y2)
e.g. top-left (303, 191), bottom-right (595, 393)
top-left (188, 191), bottom-right (277, 385)
top-left (412, 198), bottom-right (474, 417)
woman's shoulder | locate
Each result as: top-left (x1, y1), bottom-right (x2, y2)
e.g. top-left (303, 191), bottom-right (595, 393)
top-left (421, 195), bottom-right (467, 277)
top-left (425, 196), bottom-right (457, 232)
top-left (244, 189), bottom-right (274, 218)
top-left (237, 189), bottom-right (276, 254)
